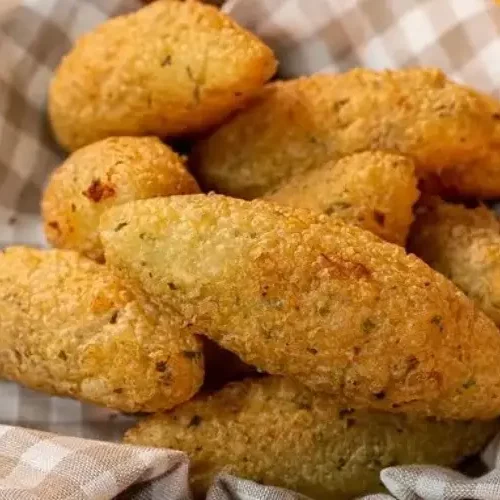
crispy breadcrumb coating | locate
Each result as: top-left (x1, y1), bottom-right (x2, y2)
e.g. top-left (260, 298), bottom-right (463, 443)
top-left (409, 197), bottom-right (500, 326)
top-left (42, 136), bottom-right (200, 262)
top-left (265, 151), bottom-right (419, 245)
top-left (100, 195), bottom-right (500, 420)
top-left (0, 247), bottom-right (204, 412)
top-left (192, 68), bottom-right (500, 199)
top-left (125, 377), bottom-right (499, 499)
top-left (49, 0), bottom-right (276, 151)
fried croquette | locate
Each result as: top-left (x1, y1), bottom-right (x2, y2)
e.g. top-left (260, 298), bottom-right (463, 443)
top-left (100, 194), bottom-right (500, 420)
top-left (409, 197), bottom-right (500, 326)
top-left (0, 247), bottom-right (204, 412)
top-left (42, 136), bottom-right (200, 262)
top-left (125, 377), bottom-right (499, 499)
top-left (49, 0), bottom-right (277, 151)
top-left (265, 151), bottom-right (419, 245)
top-left (192, 68), bottom-right (500, 199)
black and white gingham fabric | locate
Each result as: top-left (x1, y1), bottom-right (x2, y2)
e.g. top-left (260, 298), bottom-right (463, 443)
top-left (0, 425), bottom-right (190, 499)
top-left (2, 1), bottom-right (500, 498)
top-left (0, 0), bottom-right (142, 249)
top-left (225, 0), bottom-right (500, 95)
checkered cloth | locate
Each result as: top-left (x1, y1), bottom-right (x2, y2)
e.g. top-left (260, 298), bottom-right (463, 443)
top-left (225, 0), bottom-right (500, 96)
top-left (1, 0), bottom-right (500, 498)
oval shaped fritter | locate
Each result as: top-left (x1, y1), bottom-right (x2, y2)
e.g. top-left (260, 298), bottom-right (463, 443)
top-left (125, 377), bottom-right (499, 499)
top-left (192, 69), bottom-right (500, 199)
top-left (0, 247), bottom-right (204, 412)
top-left (409, 197), bottom-right (500, 326)
top-left (49, 0), bottom-right (277, 151)
top-left (100, 195), bottom-right (500, 420)
top-left (42, 136), bottom-right (200, 262)
top-left (265, 151), bottom-right (419, 245)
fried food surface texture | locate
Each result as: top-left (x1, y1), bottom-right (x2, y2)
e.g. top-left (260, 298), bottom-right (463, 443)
top-left (125, 377), bottom-right (499, 499)
top-left (265, 151), bottom-right (419, 245)
top-left (0, 247), bottom-right (204, 412)
top-left (42, 136), bottom-right (200, 262)
top-left (49, 0), bottom-right (277, 151)
top-left (100, 195), bottom-right (500, 420)
top-left (193, 68), bottom-right (500, 199)
top-left (409, 197), bottom-right (500, 326)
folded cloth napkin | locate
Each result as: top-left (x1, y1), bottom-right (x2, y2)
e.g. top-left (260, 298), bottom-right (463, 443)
top-left (1, 0), bottom-right (500, 498)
